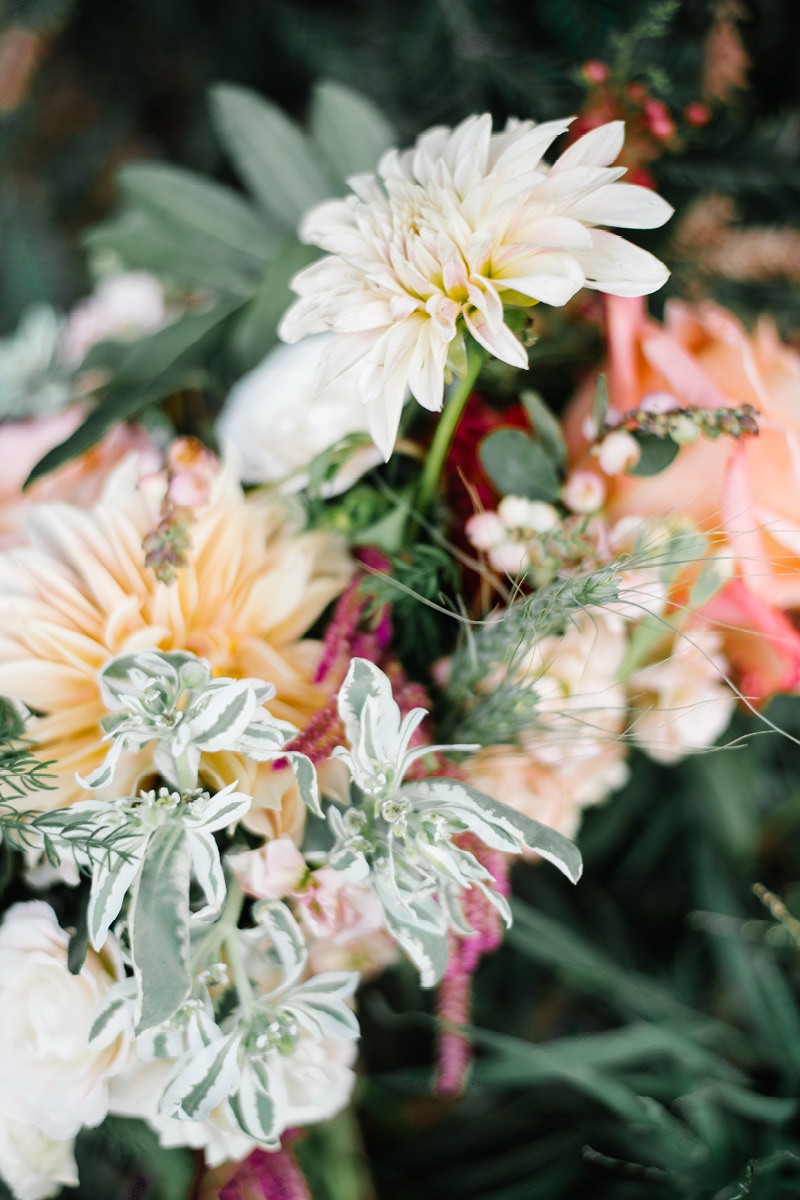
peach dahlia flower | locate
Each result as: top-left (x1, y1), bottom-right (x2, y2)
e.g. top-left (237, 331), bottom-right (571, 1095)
top-left (0, 454), bottom-right (352, 836)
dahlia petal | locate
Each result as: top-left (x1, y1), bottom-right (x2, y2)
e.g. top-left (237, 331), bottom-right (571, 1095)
top-left (510, 215), bottom-right (594, 250)
top-left (564, 182), bottom-right (674, 229)
top-left (463, 310), bottom-right (528, 369)
top-left (407, 327), bottom-right (448, 413)
top-left (552, 120), bottom-right (625, 171)
top-left (573, 230), bottom-right (670, 297)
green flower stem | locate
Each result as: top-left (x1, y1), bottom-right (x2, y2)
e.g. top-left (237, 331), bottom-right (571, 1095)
top-left (225, 920), bottom-right (255, 1016)
top-left (415, 338), bottom-right (487, 516)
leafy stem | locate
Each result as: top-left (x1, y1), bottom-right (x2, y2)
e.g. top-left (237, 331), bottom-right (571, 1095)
top-left (415, 337), bottom-right (487, 516)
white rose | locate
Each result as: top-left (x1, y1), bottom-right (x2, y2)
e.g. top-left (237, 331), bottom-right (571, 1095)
top-left (217, 334), bottom-right (384, 495)
top-left (0, 1118), bottom-right (77, 1200)
top-left (0, 901), bottom-right (131, 1141)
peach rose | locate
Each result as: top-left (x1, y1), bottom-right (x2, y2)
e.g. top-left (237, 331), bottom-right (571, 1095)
top-left (565, 296), bottom-right (800, 699)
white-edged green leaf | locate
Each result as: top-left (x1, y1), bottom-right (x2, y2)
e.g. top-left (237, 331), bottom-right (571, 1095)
top-left (182, 782), bottom-right (252, 832)
top-left (159, 1034), bottom-right (240, 1121)
top-left (76, 734), bottom-right (126, 791)
top-left (188, 829), bottom-right (225, 922)
top-left (87, 835), bottom-right (149, 949)
top-left (409, 778), bottom-right (583, 884)
top-left (283, 752), bottom-right (322, 817)
top-left (230, 1056), bottom-right (284, 1147)
top-left (255, 901), bottom-right (308, 992)
top-left (88, 981), bottom-right (136, 1049)
top-left (337, 657), bottom-right (393, 753)
top-left (310, 80), bottom-right (395, 181)
top-left (235, 710), bottom-right (297, 759)
top-left (373, 871), bottom-right (448, 987)
top-left (130, 825), bottom-right (193, 1034)
top-left (187, 681), bottom-right (258, 752)
top-left (284, 972), bottom-right (360, 1040)
top-left (210, 84), bottom-right (336, 228)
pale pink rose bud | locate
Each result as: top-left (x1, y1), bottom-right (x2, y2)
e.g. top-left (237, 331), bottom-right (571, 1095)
top-left (562, 470), bottom-right (606, 513)
top-left (497, 496), bottom-right (559, 533)
top-left (596, 430), bottom-right (641, 475)
top-left (228, 837), bottom-right (308, 901)
top-left (466, 510), bottom-right (507, 551)
top-left (166, 437), bottom-right (218, 508)
top-left (640, 391), bottom-right (677, 414)
top-left (488, 540), bottom-right (530, 575)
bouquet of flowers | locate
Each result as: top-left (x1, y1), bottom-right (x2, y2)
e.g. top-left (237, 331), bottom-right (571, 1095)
top-left (1, 74), bottom-right (799, 1200)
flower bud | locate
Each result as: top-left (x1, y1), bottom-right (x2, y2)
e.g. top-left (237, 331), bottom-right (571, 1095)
top-left (596, 430), bottom-right (640, 475)
top-left (562, 471), bottom-right (606, 513)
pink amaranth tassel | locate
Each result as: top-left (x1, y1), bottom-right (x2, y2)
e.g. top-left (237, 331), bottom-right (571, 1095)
top-left (217, 1136), bottom-right (312, 1200)
top-left (435, 836), bottom-right (510, 1097)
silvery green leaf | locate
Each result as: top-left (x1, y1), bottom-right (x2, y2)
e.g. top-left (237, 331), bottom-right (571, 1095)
top-left (188, 830), bottom-right (225, 923)
top-left (185, 1006), bottom-right (222, 1054)
top-left (283, 751), bottom-right (322, 817)
top-left (182, 783), bottom-right (252, 832)
top-left (254, 901), bottom-right (308, 992)
top-left (130, 825), bottom-right (193, 1034)
top-left (76, 734), bottom-right (127, 791)
top-left (88, 835), bottom-right (149, 950)
top-left (186, 680), bottom-right (259, 751)
top-left (373, 872), bottom-right (448, 987)
top-left (230, 1056), bottom-right (284, 1148)
top-left (159, 1034), bottom-right (240, 1121)
top-left (408, 779), bottom-right (583, 884)
top-left (88, 980), bottom-right (136, 1049)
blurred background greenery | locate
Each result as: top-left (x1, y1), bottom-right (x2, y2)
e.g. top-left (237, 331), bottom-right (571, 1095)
top-left (3, 1), bottom-right (800, 1196)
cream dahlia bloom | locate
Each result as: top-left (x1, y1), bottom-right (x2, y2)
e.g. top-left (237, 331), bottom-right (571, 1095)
top-left (279, 115), bottom-right (672, 458)
top-left (0, 455), bottom-right (351, 834)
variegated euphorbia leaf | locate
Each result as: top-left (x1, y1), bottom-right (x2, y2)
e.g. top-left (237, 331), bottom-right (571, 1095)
top-left (406, 777), bottom-right (583, 884)
top-left (160, 1032), bottom-right (242, 1121)
top-left (252, 900), bottom-right (309, 993)
top-left (83, 648), bottom-right (304, 793)
top-left (130, 824), bottom-right (193, 1034)
top-left (280, 972), bottom-right (360, 1041)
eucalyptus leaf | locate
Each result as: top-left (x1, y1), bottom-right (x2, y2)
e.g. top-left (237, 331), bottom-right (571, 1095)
top-left (479, 429), bottom-right (561, 501)
top-left (629, 431), bottom-right (680, 476)
top-left (520, 389), bottom-right (567, 469)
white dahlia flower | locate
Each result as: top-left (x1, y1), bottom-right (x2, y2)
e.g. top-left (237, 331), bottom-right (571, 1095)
top-left (278, 115), bottom-right (672, 458)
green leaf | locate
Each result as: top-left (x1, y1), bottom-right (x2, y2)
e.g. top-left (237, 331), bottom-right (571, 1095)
top-left (210, 84), bottom-right (336, 229)
top-left (310, 79), bottom-right (395, 180)
top-left (130, 825), bottom-right (192, 1035)
top-left (117, 162), bottom-right (283, 269)
top-left (24, 369), bottom-right (192, 488)
top-left (520, 389), bottom-right (567, 469)
top-left (229, 239), bottom-right (318, 372)
top-left (255, 900), bottom-right (308, 990)
top-left (591, 373), bottom-right (608, 434)
top-left (67, 892), bottom-right (90, 975)
top-left (25, 301), bottom-right (240, 486)
top-left (88, 837), bottom-right (148, 950)
top-left (628, 431), bottom-right (680, 476)
top-left (231, 1057), bottom-right (282, 1147)
top-left (479, 429), bottom-right (561, 501)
